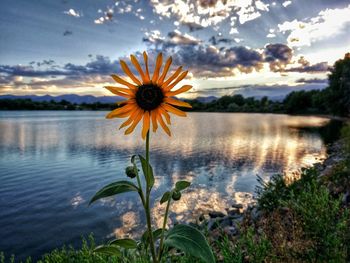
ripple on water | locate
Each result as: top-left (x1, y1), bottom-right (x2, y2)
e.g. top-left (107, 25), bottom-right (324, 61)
top-left (0, 111), bottom-right (331, 260)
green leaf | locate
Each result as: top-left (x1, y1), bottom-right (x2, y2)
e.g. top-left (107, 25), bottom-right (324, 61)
top-left (175, 181), bottom-right (191, 191)
top-left (160, 191), bottom-right (171, 204)
top-left (164, 224), bottom-right (215, 263)
top-left (110, 238), bottom-right (137, 249)
top-left (94, 245), bottom-right (121, 256)
top-left (89, 181), bottom-right (139, 205)
top-left (138, 155), bottom-right (154, 188)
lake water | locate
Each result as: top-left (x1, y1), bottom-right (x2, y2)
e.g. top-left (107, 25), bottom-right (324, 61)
top-left (0, 111), bottom-right (332, 260)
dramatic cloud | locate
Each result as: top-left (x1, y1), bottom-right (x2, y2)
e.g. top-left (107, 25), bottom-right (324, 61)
top-left (277, 4), bottom-right (350, 47)
top-left (150, 0), bottom-right (269, 31)
top-left (143, 30), bottom-right (202, 47)
top-left (0, 56), bottom-right (120, 81)
top-left (287, 62), bottom-right (329, 73)
top-left (264, 43), bottom-right (292, 71)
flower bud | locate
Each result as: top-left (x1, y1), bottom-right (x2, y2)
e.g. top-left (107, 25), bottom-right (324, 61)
top-left (172, 190), bottom-right (181, 201)
top-left (125, 166), bottom-right (137, 178)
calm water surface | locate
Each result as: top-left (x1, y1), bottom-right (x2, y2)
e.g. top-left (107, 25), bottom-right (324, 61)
top-left (0, 111), bottom-right (330, 260)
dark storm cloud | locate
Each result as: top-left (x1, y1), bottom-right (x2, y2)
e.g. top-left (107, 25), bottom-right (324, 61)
top-left (162, 44), bottom-right (264, 77)
top-left (0, 56), bottom-right (120, 78)
top-left (263, 43), bottom-right (292, 71)
top-left (0, 64), bottom-right (69, 77)
top-left (287, 62), bottom-right (330, 73)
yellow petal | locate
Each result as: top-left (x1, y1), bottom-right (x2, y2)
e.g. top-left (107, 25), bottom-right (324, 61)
top-left (106, 104), bottom-right (135, 119)
top-left (162, 103), bottom-right (187, 117)
top-left (143, 51), bottom-right (151, 83)
top-left (119, 108), bottom-right (141, 129)
top-left (120, 60), bottom-right (142, 85)
top-left (156, 111), bottom-right (171, 136)
top-left (105, 87), bottom-right (133, 98)
top-left (164, 97), bottom-right (192, 108)
top-left (157, 56), bottom-right (172, 85)
top-left (165, 85), bottom-right (193, 96)
top-left (141, 111), bottom-right (150, 139)
top-left (159, 105), bottom-right (171, 124)
top-left (131, 55), bottom-right (147, 83)
top-left (161, 66), bottom-right (182, 89)
top-left (111, 74), bottom-right (137, 91)
top-left (105, 86), bottom-right (135, 96)
top-left (152, 53), bottom-right (163, 83)
top-left (151, 109), bottom-right (158, 132)
top-left (125, 110), bottom-right (143, 135)
top-left (163, 71), bottom-right (188, 91)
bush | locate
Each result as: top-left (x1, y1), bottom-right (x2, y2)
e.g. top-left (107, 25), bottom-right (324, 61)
top-left (217, 227), bottom-right (271, 263)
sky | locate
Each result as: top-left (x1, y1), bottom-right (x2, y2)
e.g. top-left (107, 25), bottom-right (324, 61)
top-left (0, 0), bottom-right (349, 99)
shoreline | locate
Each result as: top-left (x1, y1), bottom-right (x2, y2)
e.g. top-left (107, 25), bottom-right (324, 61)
top-left (193, 135), bottom-right (349, 245)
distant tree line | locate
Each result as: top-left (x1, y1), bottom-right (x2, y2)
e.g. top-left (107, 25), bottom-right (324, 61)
top-left (1, 54), bottom-right (349, 116)
top-left (0, 99), bottom-right (115, 111)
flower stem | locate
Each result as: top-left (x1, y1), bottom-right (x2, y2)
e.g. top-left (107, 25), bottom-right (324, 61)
top-left (144, 131), bottom-right (158, 263)
top-left (158, 195), bottom-right (172, 261)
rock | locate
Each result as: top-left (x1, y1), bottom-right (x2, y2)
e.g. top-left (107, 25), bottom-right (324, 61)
top-left (232, 203), bottom-right (243, 209)
top-left (219, 216), bottom-right (233, 228)
top-left (209, 211), bottom-right (226, 218)
top-left (207, 219), bottom-right (220, 231)
top-left (233, 216), bottom-right (244, 224)
top-left (223, 226), bottom-right (238, 236)
top-left (227, 209), bottom-right (240, 217)
top-left (250, 207), bottom-right (262, 221)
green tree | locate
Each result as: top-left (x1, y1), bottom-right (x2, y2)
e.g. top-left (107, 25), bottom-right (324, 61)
top-left (325, 53), bottom-right (350, 116)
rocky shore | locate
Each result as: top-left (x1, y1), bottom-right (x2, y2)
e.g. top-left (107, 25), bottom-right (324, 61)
top-left (192, 138), bottom-right (350, 245)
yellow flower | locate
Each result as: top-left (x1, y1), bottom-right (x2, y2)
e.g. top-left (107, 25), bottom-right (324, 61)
top-left (105, 52), bottom-right (192, 139)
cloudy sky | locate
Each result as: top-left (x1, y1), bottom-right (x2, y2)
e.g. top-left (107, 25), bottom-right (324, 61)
top-left (0, 0), bottom-right (349, 99)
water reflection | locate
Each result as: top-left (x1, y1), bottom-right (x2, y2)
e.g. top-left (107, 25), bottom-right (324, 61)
top-left (0, 111), bottom-right (330, 260)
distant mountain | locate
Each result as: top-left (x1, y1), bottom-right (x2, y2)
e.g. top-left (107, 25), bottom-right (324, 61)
top-left (0, 94), bottom-right (123, 104)
top-left (0, 94), bottom-right (218, 104)
top-left (193, 96), bottom-right (218, 103)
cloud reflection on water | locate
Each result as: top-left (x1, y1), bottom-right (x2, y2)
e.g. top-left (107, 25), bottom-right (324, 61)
top-left (0, 111), bottom-right (330, 239)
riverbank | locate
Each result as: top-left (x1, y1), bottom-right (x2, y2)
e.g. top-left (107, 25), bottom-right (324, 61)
top-left (195, 122), bottom-right (350, 262)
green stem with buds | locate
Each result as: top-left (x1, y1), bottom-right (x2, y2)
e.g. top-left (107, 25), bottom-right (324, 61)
top-left (144, 131), bottom-right (158, 263)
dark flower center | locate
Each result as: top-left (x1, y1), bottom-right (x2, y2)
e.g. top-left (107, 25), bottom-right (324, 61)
top-left (136, 84), bottom-right (164, 111)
